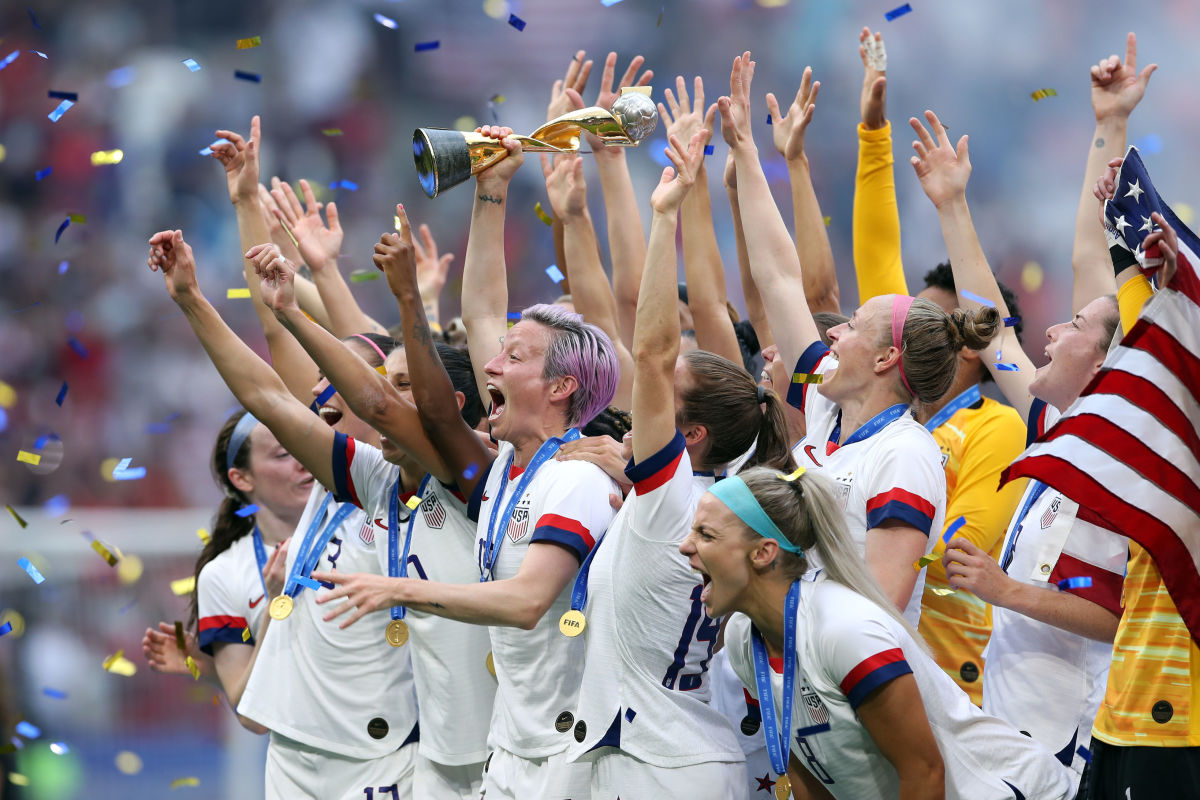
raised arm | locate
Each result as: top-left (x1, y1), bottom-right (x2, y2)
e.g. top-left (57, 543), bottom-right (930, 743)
top-left (661, 76), bottom-right (743, 365)
top-left (147, 229), bottom-right (338, 492)
top-left (461, 127), bottom-right (523, 405)
top-left (209, 117), bottom-right (318, 403)
top-left (909, 111), bottom-right (1036, 420)
top-left (852, 27), bottom-right (909, 301)
top-left (378, 205), bottom-right (495, 501)
top-left (766, 67), bottom-right (840, 314)
top-left (258, 182), bottom-right (335, 333)
top-left (724, 153), bottom-right (774, 349)
top-left (1071, 32), bottom-right (1156, 313)
top-left (270, 179), bottom-right (388, 338)
top-left (541, 154), bottom-right (634, 409)
top-left (411, 222), bottom-right (455, 334)
top-left (720, 52), bottom-right (820, 371)
top-left (247, 243), bottom-right (456, 484)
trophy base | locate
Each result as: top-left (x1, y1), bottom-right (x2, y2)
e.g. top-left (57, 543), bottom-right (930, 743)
top-left (413, 128), bottom-right (474, 198)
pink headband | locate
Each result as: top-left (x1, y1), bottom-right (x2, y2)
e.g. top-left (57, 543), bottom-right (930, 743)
top-left (352, 333), bottom-right (388, 363)
top-left (890, 295), bottom-right (916, 398)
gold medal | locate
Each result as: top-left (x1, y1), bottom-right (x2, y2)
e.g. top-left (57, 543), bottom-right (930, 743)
top-left (558, 609), bottom-right (586, 637)
top-left (268, 595), bottom-right (293, 620)
top-left (385, 619), bottom-right (409, 647)
top-left (485, 652), bottom-right (496, 677)
top-left (774, 774), bottom-right (791, 800)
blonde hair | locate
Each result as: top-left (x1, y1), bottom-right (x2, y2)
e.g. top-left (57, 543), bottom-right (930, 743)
top-left (886, 298), bottom-right (1001, 403)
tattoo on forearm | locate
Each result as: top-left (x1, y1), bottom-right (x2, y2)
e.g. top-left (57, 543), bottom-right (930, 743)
top-left (478, 193), bottom-right (503, 205)
top-left (1095, 137), bottom-right (1105, 148)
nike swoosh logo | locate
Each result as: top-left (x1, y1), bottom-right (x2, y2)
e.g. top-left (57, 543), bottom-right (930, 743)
top-left (803, 445), bottom-right (821, 466)
top-left (373, 517), bottom-right (389, 529)
top-left (249, 594), bottom-right (265, 608)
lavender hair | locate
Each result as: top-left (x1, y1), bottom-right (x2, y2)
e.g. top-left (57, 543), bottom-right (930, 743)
top-left (520, 303), bottom-right (619, 427)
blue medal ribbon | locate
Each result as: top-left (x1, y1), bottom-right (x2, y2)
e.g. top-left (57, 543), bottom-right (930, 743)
top-left (480, 429), bottom-right (581, 582)
top-left (250, 525), bottom-right (270, 600)
top-left (388, 473), bottom-right (431, 621)
top-left (828, 403), bottom-right (909, 450)
top-left (568, 531), bottom-right (604, 612)
top-left (283, 492), bottom-right (355, 598)
top-left (750, 580), bottom-right (801, 776)
top-left (999, 480), bottom-right (1050, 572)
top-left (923, 384), bottom-right (981, 432)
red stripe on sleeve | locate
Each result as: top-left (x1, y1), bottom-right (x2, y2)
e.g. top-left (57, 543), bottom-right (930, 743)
top-left (537, 513), bottom-right (595, 552)
top-left (633, 449), bottom-right (685, 495)
top-left (839, 647), bottom-right (906, 696)
top-left (198, 614), bottom-right (249, 632)
top-left (866, 487), bottom-right (936, 519)
top-left (1050, 552), bottom-right (1125, 617)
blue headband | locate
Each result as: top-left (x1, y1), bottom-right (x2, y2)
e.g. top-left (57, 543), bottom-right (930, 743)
top-left (226, 412), bottom-right (259, 473)
top-left (707, 476), bottom-right (805, 556)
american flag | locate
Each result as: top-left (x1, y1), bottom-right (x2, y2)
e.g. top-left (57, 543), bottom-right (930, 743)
top-left (1002, 146), bottom-right (1200, 645)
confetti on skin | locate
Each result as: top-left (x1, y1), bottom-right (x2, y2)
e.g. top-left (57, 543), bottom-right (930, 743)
top-left (415, 41), bottom-right (440, 52)
top-left (994, 363), bottom-right (1020, 372)
top-left (181, 58), bottom-right (201, 72)
top-left (196, 528), bottom-right (211, 544)
top-left (234, 70), bottom-right (261, 83)
top-left (36, 167), bottom-right (52, 181)
top-left (91, 540), bottom-right (118, 567)
top-left (6, 505), bottom-right (27, 529)
top-left (329, 179), bottom-right (358, 191)
top-left (226, 287), bottom-right (251, 299)
top-left (535, 202), bottom-right (553, 226)
top-left (55, 382), bottom-right (67, 406)
top-left (48, 91), bottom-right (78, 102)
top-left (170, 576), bottom-right (196, 596)
top-left (374, 13), bottom-right (398, 29)
top-left (508, 13), bottom-right (526, 30)
top-left (1031, 88), bottom-right (1058, 102)
top-left (546, 264), bottom-right (565, 283)
top-left (1057, 576), bottom-right (1093, 590)
top-left (941, 516), bottom-right (966, 544)
top-left (18, 558), bottom-right (45, 584)
top-left (703, 144), bottom-right (714, 156)
top-left (185, 656), bottom-right (200, 680)
top-left (112, 457), bottom-right (146, 480)
top-left (235, 504), bottom-right (259, 518)
top-left (322, 128), bottom-right (343, 136)
top-left (959, 289), bottom-right (994, 307)
top-left (790, 373), bottom-right (823, 385)
top-left (463, 464), bottom-right (479, 480)
top-left (17, 451), bottom-right (42, 466)
top-left (350, 270), bottom-right (380, 282)
top-left (0, 51), bottom-right (20, 72)
top-left (90, 149), bottom-right (123, 165)
top-left (42, 688), bottom-right (67, 699)
top-left (1003, 316), bottom-right (1020, 327)
top-left (236, 36), bottom-right (262, 49)
top-left (0, 622), bottom-right (11, 636)
top-left (914, 552), bottom-right (942, 570)
top-left (199, 138), bottom-right (231, 156)
top-left (884, 3), bottom-right (912, 21)
top-left (15, 721), bottom-right (39, 739)
top-left (309, 384), bottom-right (337, 413)
top-left (170, 777), bottom-right (200, 789)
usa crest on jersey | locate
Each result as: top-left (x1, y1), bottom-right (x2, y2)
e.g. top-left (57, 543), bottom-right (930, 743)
top-left (508, 498), bottom-right (532, 542)
top-left (1039, 496), bottom-right (1061, 530)
top-left (421, 493), bottom-right (447, 530)
top-left (800, 685), bottom-right (831, 735)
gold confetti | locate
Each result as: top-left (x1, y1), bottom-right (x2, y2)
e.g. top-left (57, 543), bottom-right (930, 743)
top-left (913, 552), bottom-right (943, 570)
top-left (823, 216), bottom-right (832, 227)
top-left (1021, 261), bottom-right (1044, 293)
top-left (1031, 88), bottom-right (1057, 101)
top-left (375, 365), bottom-right (388, 376)
top-left (117, 552), bottom-right (143, 584)
top-left (8, 773), bottom-right (28, 786)
top-left (102, 650), bottom-right (137, 677)
top-left (790, 373), bottom-right (823, 385)
top-left (226, 288), bottom-right (251, 299)
top-left (405, 496), bottom-right (422, 510)
top-left (68, 213), bottom-right (86, 224)
top-left (490, 94), bottom-right (506, 105)
top-left (322, 128), bottom-right (343, 136)
top-left (1175, 202), bottom-right (1195, 226)
top-left (196, 527), bottom-right (211, 544)
top-left (236, 36), bottom-right (262, 49)
top-left (170, 576), bottom-right (196, 596)
top-left (0, 380), bottom-right (16, 407)
top-left (242, 626), bottom-right (251, 642)
top-left (931, 587), bottom-right (957, 596)
top-left (17, 450), bottom-right (42, 465)
top-left (100, 457), bottom-right (121, 481)
top-left (91, 539), bottom-right (118, 566)
top-left (394, 214), bottom-right (403, 231)
top-left (6, 505), bottom-right (27, 529)
top-left (350, 270), bottom-right (380, 283)
top-left (170, 777), bottom-right (200, 789)
top-left (185, 656), bottom-right (200, 680)
top-left (115, 751), bottom-right (143, 775)
top-left (534, 202), bottom-right (553, 227)
top-left (90, 149), bottom-right (124, 166)
top-left (453, 115), bottom-right (478, 132)
top-left (0, 144), bottom-right (6, 163)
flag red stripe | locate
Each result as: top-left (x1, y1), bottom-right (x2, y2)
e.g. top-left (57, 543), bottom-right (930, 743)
top-left (1085, 370), bottom-right (1200, 460)
top-left (1003, 453), bottom-right (1200, 644)
top-left (1166, 249), bottom-right (1200, 306)
top-left (1121, 321), bottom-right (1200, 402)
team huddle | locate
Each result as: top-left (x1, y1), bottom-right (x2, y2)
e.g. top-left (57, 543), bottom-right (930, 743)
top-left (138, 29), bottom-right (1197, 800)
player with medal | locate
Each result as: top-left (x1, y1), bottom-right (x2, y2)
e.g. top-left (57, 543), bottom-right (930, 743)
top-left (681, 466), bottom-right (1075, 798)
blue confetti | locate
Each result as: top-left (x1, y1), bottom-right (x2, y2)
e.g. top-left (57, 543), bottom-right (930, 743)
top-left (546, 264), bottom-right (565, 283)
top-left (959, 289), bottom-right (995, 307)
top-left (44, 495), bottom-right (69, 517)
top-left (885, 3), bottom-right (913, 21)
top-left (994, 363), bottom-right (1020, 372)
top-left (34, 434), bottom-right (52, 449)
top-left (36, 167), bottom-right (52, 181)
top-left (941, 516), bottom-right (966, 544)
top-left (0, 408), bottom-right (7, 434)
top-left (1057, 576), bottom-right (1093, 590)
top-left (234, 70), bottom-right (261, 83)
top-left (27, 7), bottom-right (40, 29)
top-left (112, 458), bottom-right (146, 481)
top-left (602, 0), bottom-right (624, 4)
top-left (766, 114), bottom-right (772, 125)
top-left (508, 13), bottom-right (526, 30)
top-left (329, 180), bottom-right (358, 191)
top-left (15, 721), bottom-right (39, 739)
top-left (48, 90), bottom-right (78, 102)
top-left (1003, 316), bottom-right (1020, 327)
top-left (414, 41), bottom-right (440, 52)
top-left (309, 384), bottom-right (337, 413)
top-left (58, 260), bottom-right (68, 274)
top-left (0, 51), bottom-right (18, 72)
top-left (1133, 134), bottom-right (1162, 155)
top-left (42, 688), bottom-right (66, 699)
top-left (182, 58), bottom-right (201, 72)
top-left (49, 741), bottom-right (68, 755)
top-left (1076, 744), bottom-right (1091, 763)
top-left (0, 622), bottom-right (11, 637)
top-left (67, 337), bottom-right (89, 358)
top-left (506, 312), bottom-right (521, 320)
top-left (235, 504), bottom-right (260, 518)
top-left (54, 218), bottom-right (70, 243)
top-left (145, 422), bottom-right (171, 434)
top-left (199, 137), bottom-right (231, 156)
top-left (106, 66), bottom-right (135, 87)
top-left (29, 50), bottom-right (48, 59)
top-left (463, 464), bottom-right (479, 480)
top-left (18, 558), bottom-right (45, 585)
top-left (295, 575), bottom-right (321, 590)
top-left (373, 13), bottom-right (398, 29)
top-left (55, 382), bottom-right (67, 406)
top-left (703, 144), bottom-right (714, 155)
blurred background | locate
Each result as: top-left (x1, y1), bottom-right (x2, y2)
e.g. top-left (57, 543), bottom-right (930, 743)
top-left (0, 0), bottom-right (1197, 796)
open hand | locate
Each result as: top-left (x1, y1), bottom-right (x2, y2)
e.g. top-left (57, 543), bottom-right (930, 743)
top-left (541, 154), bottom-right (588, 220)
top-left (374, 205), bottom-right (419, 298)
top-left (766, 66), bottom-right (819, 162)
top-left (859, 27), bottom-right (888, 130)
top-left (270, 178), bottom-right (343, 272)
top-left (909, 110), bottom-right (971, 209)
top-left (258, 182), bottom-right (306, 266)
top-left (148, 229), bottom-right (199, 302)
top-left (210, 116), bottom-right (262, 205)
top-left (718, 51), bottom-right (756, 151)
top-left (142, 621), bottom-right (201, 676)
top-left (412, 222), bottom-right (454, 301)
top-left (650, 130), bottom-right (711, 214)
top-left (312, 570), bottom-right (406, 629)
top-left (547, 49), bottom-right (594, 122)
top-left (1091, 32), bottom-right (1156, 123)
top-left (245, 243), bottom-right (298, 312)
top-left (659, 75), bottom-right (717, 150)
top-left (556, 433), bottom-right (633, 492)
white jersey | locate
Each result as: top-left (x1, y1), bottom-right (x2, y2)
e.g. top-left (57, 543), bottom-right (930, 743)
top-left (331, 433), bottom-right (496, 767)
top-left (238, 482), bottom-right (418, 759)
top-left (725, 577), bottom-right (1073, 800)
top-left (465, 440), bottom-right (618, 759)
top-left (984, 400), bottom-right (1126, 771)
top-left (787, 341), bottom-right (945, 625)
top-left (567, 432), bottom-right (743, 768)
top-left (197, 532), bottom-right (269, 656)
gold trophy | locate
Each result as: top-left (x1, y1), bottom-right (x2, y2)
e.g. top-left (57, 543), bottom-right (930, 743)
top-left (414, 87), bottom-right (658, 197)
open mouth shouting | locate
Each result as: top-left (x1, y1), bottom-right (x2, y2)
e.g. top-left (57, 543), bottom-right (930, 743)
top-left (318, 405), bottom-right (343, 427)
top-left (486, 383), bottom-right (506, 424)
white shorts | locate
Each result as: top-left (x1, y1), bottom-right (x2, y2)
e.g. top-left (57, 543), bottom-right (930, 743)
top-left (414, 753), bottom-right (486, 800)
top-left (480, 745), bottom-right (590, 800)
top-left (265, 732), bottom-right (416, 800)
top-left (589, 749), bottom-right (748, 800)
